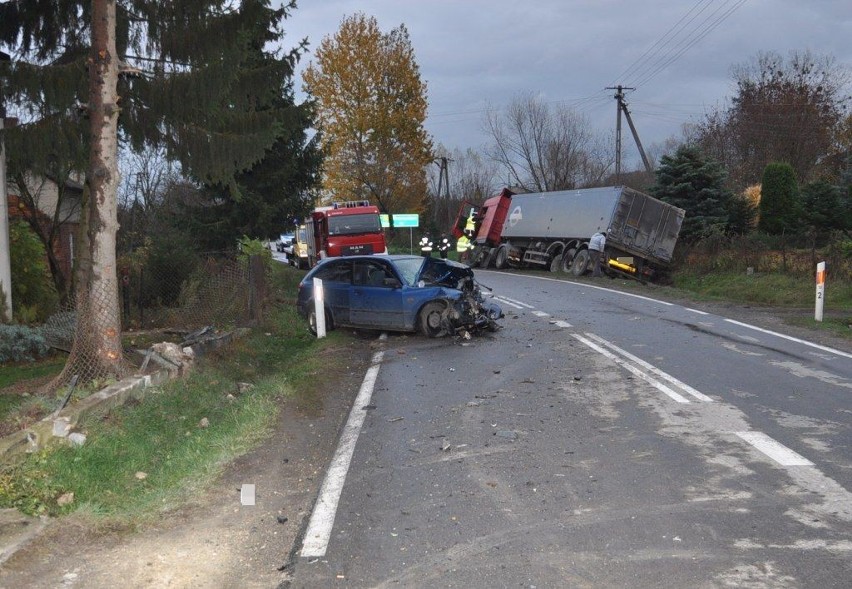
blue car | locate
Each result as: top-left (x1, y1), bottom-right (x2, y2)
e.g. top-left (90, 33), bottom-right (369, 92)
top-left (296, 255), bottom-right (503, 337)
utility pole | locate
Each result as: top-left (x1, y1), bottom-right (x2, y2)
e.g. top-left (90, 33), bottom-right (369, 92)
top-left (607, 85), bottom-right (653, 182)
top-left (432, 156), bottom-right (452, 225)
top-left (0, 49), bottom-right (12, 321)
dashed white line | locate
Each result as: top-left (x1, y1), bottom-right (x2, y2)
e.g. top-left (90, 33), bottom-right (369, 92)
top-left (735, 431), bottom-right (814, 466)
top-left (301, 351), bottom-right (384, 558)
top-left (531, 310), bottom-right (550, 317)
top-left (553, 320), bottom-right (572, 328)
top-left (492, 296), bottom-right (525, 310)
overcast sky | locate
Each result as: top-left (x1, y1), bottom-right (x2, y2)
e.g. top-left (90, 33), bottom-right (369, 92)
top-left (284, 0), bottom-right (851, 168)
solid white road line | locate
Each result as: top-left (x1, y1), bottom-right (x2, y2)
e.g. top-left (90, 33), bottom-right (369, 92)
top-left (724, 319), bottom-right (852, 360)
top-left (735, 431), bottom-right (814, 466)
top-left (301, 351), bottom-right (384, 558)
top-left (585, 333), bottom-right (714, 402)
top-left (573, 334), bottom-right (691, 403)
top-left (492, 296), bottom-right (525, 310)
top-left (495, 295), bottom-right (535, 308)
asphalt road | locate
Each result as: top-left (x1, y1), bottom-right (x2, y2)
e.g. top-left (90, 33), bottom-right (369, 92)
top-left (289, 270), bottom-right (852, 588)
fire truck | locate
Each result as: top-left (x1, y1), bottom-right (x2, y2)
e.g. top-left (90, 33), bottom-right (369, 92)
top-left (304, 200), bottom-right (387, 268)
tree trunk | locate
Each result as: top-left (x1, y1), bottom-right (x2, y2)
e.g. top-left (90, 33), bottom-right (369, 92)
top-left (54, 0), bottom-right (124, 386)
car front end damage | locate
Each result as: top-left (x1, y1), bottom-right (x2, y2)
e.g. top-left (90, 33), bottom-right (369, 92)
top-left (417, 258), bottom-right (503, 337)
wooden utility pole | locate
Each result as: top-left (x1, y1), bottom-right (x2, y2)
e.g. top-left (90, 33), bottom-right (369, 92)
top-left (607, 85), bottom-right (653, 182)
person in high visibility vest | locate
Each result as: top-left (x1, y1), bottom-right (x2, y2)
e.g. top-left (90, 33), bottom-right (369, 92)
top-left (437, 235), bottom-right (451, 259)
top-left (419, 235), bottom-right (433, 257)
top-left (456, 210), bottom-right (477, 262)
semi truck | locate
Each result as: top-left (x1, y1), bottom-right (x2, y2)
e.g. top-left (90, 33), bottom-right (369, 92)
top-left (457, 186), bottom-right (685, 280)
top-left (304, 200), bottom-right (387, 268)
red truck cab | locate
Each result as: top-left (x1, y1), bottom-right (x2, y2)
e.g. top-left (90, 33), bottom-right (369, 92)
top-left (306, 201), bottom-right (386, 267)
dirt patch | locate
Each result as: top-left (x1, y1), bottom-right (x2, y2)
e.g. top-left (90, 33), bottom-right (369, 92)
top-left (0, 340), bottom-right (376, 589)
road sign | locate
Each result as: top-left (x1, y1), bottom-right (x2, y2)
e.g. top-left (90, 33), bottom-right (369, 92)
top-left (380, 213), bottom-right (420, 228)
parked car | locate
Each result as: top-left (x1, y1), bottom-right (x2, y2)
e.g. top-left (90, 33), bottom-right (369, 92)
top-left (276, 234), bottom-right (295, 253)
top-left (296, 255), bottom-right (503, 337)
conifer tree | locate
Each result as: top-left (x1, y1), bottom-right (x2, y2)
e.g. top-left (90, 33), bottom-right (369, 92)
top-left (650, 145), bottom-right (732, 242)
top-left (758, 162), bottom-right (801, 235)
top-left (0, 0), bottom-right (310, 385)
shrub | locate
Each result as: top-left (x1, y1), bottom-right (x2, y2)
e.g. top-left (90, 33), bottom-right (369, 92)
top-left (9, 221), bottom-right (59, 323)
top-left (0, 324), bottom-right (50, 363)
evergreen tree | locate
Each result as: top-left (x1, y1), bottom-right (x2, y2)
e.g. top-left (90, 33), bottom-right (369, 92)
top-left (650, 145), bottom-right (732, 242)
top-left (801, 180), bottom-right (848, 235)
top-left (758, 162), bottom-right (801, 235)
top-left (0, 0), bottom-right (312, 386)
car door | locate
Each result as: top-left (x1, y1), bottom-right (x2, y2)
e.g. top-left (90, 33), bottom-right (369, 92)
top-left (310, 259), bottom-right (352, 325)
top-left (350, 259), bottom-right (405, 329)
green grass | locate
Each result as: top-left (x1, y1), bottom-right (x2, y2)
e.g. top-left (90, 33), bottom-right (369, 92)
top-left (0, 355), bottom-right (66, 390)
top-left (0, 262), bottom-right (353, 520)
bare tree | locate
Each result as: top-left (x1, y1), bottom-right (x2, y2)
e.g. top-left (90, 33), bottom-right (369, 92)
top-left (484, 93), bottom-right (614, 192)
top-left (426, 145), bottom-right (498, 230)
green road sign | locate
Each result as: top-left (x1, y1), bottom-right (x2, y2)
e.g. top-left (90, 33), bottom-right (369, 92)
top-left (380, 213), bottom-right (420, 228)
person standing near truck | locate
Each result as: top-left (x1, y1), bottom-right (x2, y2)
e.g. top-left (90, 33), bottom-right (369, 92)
top-left (589, 231), bottom-right (606, 277)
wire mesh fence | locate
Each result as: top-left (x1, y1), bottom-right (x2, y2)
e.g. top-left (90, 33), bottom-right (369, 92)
top-left (43, 253), bottom-right (268, 390)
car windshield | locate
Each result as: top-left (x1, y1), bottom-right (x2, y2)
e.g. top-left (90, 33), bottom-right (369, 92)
top-left (392, 257), bottom-right (425, 286)
top-left (328, 213), bottom-right (381, 236)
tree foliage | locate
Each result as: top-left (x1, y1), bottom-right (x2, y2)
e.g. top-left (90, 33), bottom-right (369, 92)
top-left (650, 145), bottom-right (732, 242)
top-left (690, 51), bottom-right (850, 189)
top-left (758, 162), bottom-right (801, 235)
top-left (303, 13), bottom-right (433, 220)
top-left (485, 93), bottom-right (613, 192)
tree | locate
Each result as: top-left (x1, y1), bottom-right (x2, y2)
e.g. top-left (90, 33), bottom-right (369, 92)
top-left (801, 180), bottom-right (848, 235)
top-left (650, 145), bottom-right (732, 242)
top-left (1, 0), bottom-right (309, 385)
top-left (485, 93), bottom-right (613, 192)
top-left (691, 51), bottom-right (850, 189)
top-left (758, 162), bottom-right (801, 235)
top-left (303, 13), bottom-right (432, 224)
top-left (425, 145), bottom-right (498, 232)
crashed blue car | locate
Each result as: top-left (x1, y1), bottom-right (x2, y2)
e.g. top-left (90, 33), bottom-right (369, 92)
top-left (296, 255), bottom-right (503, 337)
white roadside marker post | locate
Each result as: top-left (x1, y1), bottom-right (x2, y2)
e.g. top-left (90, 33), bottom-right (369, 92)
top-left (314, 278), bottom-right (326, 337)
top-left (815, 261), bottom-right (825, 322)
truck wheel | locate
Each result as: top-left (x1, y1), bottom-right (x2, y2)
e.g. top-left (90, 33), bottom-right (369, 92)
top-left (419, 302), bottom-right (448, 338)
top-left (559, 248), bottom-right (576, 273)
top-left (493, 245), bottom-right (509, 269)
top-left (479, 249), bottom-right (494, 269)
top-left (549, 252), bottom-right (563, 273)
top-left (571, 249), bottom-right (590, 276)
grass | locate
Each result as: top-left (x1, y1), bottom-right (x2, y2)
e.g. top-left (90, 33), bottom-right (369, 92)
top-left (0, 261), bottom-right (352, 520)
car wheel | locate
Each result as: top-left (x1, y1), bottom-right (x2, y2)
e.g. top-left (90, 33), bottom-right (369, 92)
top-left (419, 302), bottom-right (448, 338)
top-left (493, 245), bottom-right (509, 269)
top-left (571, 249), bottom-right (590, 276)
top-left (308, 305), bottom-right (332, 335)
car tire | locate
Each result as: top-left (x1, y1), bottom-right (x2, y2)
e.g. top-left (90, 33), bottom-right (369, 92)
top-left (571, 249), bottom-right (590, 276)
top-left (308, 305), bottom-right (332, 336)
top-left (419, 302), bottom-right (448, 338)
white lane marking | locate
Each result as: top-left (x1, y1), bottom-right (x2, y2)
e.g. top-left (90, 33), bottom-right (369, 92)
top-left (531, 310), bottom-right (550, 317)
top-left (735, 431), bottom-right (814, 466)
top-left (572, 334), bottom-right (690, 403)
top-left (585, 333), bottom-right (714, 402)
top-left (301, 351), bottom-right (384, 558)
top-left (491, 296), bottom-right (525, 310)
top-left (495, 295), bottom-right (535, 308)
top-left (735, 538), bottom-right (852, 552)
top-left (686, 307), bottom-right (709, 315)
top-left (724, 319), bottom-right (852, 360)
top-left (487, 271), bottom-right (851, 359)
top-left (553, 320), bottom-right (572, 328)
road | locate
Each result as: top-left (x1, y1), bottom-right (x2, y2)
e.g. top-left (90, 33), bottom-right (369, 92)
top-left (288, 270), bottom-right (852, 588)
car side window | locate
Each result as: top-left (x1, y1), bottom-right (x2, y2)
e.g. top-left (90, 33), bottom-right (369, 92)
top-left (353, 260), bottom-right (392, 288)
top-left (313, 260), bottom-right (352, 284)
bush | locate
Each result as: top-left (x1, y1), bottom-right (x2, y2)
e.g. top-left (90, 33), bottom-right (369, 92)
top-left (0, 324), bottom-right (50, 363)
top-left (9, 221), bottom-right (59, 323)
